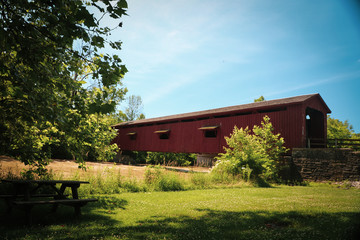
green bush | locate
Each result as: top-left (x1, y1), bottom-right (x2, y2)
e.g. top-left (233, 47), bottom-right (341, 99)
top-left (144, 166), bottom-right (185, 191)
top-left (156, 173), bottom-right (185, 191)
top-left (212, 116), bottom-right (287, 181)
top-left (146, 152), bottom-right (196, 166)
top-left (144, 166), bottom-right (163, 184)
top-left (190, 173), bottom-right (211, 188)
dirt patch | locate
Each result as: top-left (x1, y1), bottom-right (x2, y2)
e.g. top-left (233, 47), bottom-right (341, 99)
top-left (0, 155), bottom-right (210, 180)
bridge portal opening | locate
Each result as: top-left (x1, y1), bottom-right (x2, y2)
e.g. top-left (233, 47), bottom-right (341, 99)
top-left (306, 107), bottom-right (325, 148)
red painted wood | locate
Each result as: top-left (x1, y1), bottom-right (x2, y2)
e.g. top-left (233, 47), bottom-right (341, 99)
top-left (113, 94), bottom-right (330, 154)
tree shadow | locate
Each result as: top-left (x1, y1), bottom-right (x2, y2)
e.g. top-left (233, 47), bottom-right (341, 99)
top-left (1, 202), bottom-right (359, 239)
top-left (119, 209), bottom-right (360, 240)
top-left (0, 195), bottom-right (128, 239)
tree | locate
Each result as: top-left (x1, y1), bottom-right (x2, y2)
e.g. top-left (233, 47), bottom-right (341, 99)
top-left (212, 116), bottom-right (287, 180)
top-left (0, 0), bottom-right (128, 175)
top-left (118, 95), bottom-right (145, 121)
top-left (254, 96), bottom-right (265, 102)
top-left (327, 116), bottom-right (355, 139)
top-left (327, 116), bottom-right (359, 149)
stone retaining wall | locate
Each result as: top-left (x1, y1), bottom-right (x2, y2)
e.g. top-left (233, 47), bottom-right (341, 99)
top-left (291, 148), bottom-right (360, 181)
top-left (196, 154), bottom-right (218, 167)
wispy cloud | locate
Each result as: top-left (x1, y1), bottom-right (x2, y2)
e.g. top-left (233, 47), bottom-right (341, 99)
top-left (120, 0), bottom-right (283, 106)
top-left (119, 1), bottom-right (235, 103)
top-left (265, 71), bottom-right (360, 98)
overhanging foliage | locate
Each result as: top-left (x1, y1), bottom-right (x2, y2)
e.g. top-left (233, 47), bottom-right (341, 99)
top-left (0, 0), bottom-right (129, 176)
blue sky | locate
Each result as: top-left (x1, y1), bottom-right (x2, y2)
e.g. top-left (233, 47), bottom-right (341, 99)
top-left (106, 0), bottom-right (360, 132)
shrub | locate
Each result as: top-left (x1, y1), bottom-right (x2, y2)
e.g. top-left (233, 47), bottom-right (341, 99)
top-left (146, 152), bottom-right (196, 166)
top-left (156, 173), bottom-right (185, 191)
top-left (144, 166), bottom-right (185, 191)
top-left (144, 166), bottom-right (163, 184)
top-left (212, 116), bottom-right (287, 181)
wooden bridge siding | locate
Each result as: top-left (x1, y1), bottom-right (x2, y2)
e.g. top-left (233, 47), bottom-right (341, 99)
top-left (113, 94), bottom-right (331, 154)
top-left (116, 119), bottom-right (221, 153)
top-left (218, 107), bottom-right (303, 152)
top-left (114, 105), bottom-right (305, 153)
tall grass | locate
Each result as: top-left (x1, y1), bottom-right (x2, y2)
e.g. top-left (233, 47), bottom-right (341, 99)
top-left (49, 165), bottom-right (252, 196)
top-left (145, 166), bottom-right (185, 191)
top-left (2, 162), bottom-right (356, 197)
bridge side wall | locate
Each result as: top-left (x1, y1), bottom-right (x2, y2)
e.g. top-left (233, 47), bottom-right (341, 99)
top-left (291, 148), bottom-right (360, 181)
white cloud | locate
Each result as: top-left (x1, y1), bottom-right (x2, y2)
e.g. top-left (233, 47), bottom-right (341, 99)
top-left (266, 71), bottom-right (360, 97)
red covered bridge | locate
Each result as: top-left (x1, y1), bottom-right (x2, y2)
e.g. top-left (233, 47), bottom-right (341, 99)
top-left (112, 94), bottom-right (331, 155)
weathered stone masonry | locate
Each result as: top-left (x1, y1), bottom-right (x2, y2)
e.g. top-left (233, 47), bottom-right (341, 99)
top-left (291, 148), bottom-right (360, 181)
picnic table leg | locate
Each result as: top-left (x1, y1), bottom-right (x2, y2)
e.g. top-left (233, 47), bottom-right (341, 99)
top-left (70, 185), bottom-right (80, 199)
top-left (51, 203), bottom-right (59, 213)
top-left (4, 198), bottom-right (14, 214)
top-left (59, 184), bottom-right (67, 196)
top-left (22, 205), bottom-right (34, 225)
top-left (71, 184), bottom-right (81, 216)
top-left (74, 205), bottom-right (81, 216)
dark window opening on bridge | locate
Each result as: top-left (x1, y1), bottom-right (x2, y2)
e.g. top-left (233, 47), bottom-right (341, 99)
top-left (199, 126), bottom-right (219, 138)
top-left (155, 130), bottom-right (170, 140)
top-left (234, 111), bottom-right (252, 116)
top-left (214, 114), bottom-right (231, 118)
top-left (205, 130), bottom-right (217, 138)
top-left (159, 133), bottom-right (169, 139)
top-left (258, 107), bottom-right (287, 114)
top-left (197, 117), bottom-right (211, 121)
top-left (181, 118), bottom-right (195, 122)
top-left (126, 132), bottom-right (137, 140)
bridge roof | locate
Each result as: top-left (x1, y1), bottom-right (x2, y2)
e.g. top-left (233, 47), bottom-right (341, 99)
top-left (113, 93), bottom-right (331, 129)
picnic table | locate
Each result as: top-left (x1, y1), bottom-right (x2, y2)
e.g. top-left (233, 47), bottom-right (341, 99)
top-left (0, 179), bottom-right (97, 224)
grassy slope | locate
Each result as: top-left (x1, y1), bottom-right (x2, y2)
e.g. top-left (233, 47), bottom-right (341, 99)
top-left (1, 185), bottom-right (360, 240)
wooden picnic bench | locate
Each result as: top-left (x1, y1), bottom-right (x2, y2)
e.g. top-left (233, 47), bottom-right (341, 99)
top-left (0, 180), bottom-right (97, 224)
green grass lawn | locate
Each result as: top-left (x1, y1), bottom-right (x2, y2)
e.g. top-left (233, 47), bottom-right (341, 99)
top-left (1, 185), bottom-right (360, 240)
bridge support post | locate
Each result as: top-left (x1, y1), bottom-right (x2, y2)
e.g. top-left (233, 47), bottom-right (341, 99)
top-left (196, 154), bottom-right (218, 167)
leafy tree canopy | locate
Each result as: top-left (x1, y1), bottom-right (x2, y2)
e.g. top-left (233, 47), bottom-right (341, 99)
top-left (327, 116), bottom-right (357, 139)
top-left (0, 0), bottom-right (129, 175)
top-left (118, 95), bottom-right (145, 122)
top-left (254, 96), bottom-right (265, 102)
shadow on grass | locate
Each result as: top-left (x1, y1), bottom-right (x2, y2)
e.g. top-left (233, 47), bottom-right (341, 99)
top-left (120, 209), bottom-right (360, 240)
top-left (0, 195), bottom-right (128, 239)
top-left (2, 203), bottom-right (359, 240)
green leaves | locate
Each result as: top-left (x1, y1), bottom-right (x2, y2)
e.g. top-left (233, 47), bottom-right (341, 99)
top-left (58, 113), bottom-right (119, 163)
top-left (213, 116), bottom-right (288, 181)
top-left (117, 0), bottom-right (128, 9)
top-left (91, 35), bottom-right (105, 48)
top-left (109, 41), bottom-right (122, 50)
top-left (0, 0), bottom-right (129, 175)
top-left (145, 152), bottom-right (195, 166)
top-left (78, 7), bottom-right (96, 27)
top-left (327, 116), bottom-right (355, 139)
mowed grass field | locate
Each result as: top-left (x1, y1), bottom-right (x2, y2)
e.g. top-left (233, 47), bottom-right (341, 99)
top-left (1, 185), bottom-right (360, 239)
top-left (1, 157), bottom-right (360, 239)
